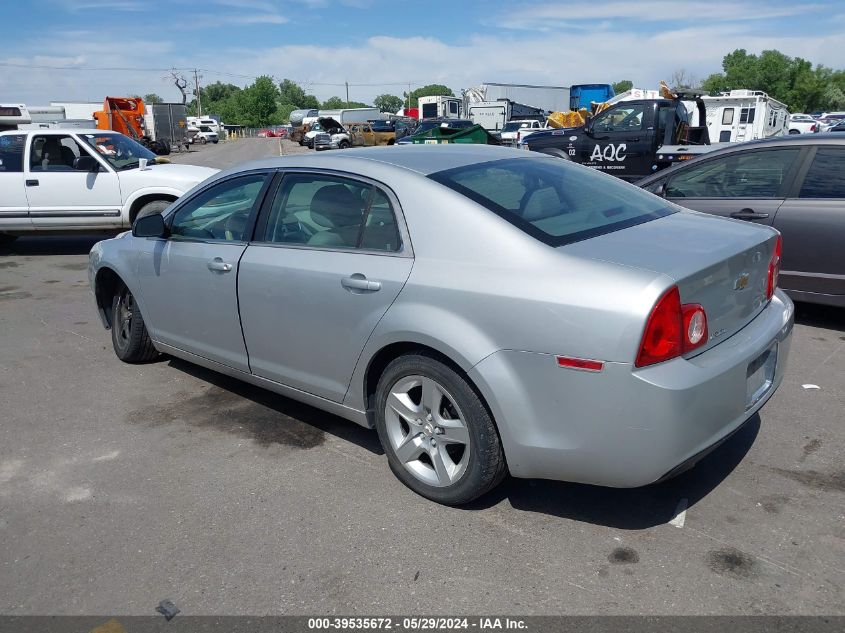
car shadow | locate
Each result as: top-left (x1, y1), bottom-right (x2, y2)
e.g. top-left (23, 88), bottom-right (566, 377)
top-left (166, 357), bottom-right (385, 456)
top-left (0, 235), bottom-right (114, 256)
top-left (793, 301), bottom-right (845, 333)
top-left (465, 414), bottom-right (761, 529)
top-left (168, 356), bottom-right (757, 527)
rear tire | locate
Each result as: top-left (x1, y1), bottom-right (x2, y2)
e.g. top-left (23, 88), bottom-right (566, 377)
top-left (788, 129), bottom-right (800, 135)
top-left (374, 353), bottom-right (507, 505)
top-left (111, 285), bottom-right (158, 363)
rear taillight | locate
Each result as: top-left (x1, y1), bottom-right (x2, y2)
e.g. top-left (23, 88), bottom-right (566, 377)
top-left (767, 235), bottom-right (782, 301)
top-left (636, 286), bottom-right (709, 367)
top-left (811, 124), bottom-right (817, 132)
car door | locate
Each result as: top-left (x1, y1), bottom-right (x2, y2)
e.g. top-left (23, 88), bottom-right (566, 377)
top-left (771, 145), bottom-right (845, 299)
top-left (24, 132), bottom-right (123, 229)
top-left (660, 146), bottom-right (805, 224)
top-left (238, 171), bottom-right (413, 402)
top-left (137, 171), bottom-right (272, 372)
top-left (0, 133), bottom-right (31, 231)
top-left (579, 102), bottom-right (652, 179)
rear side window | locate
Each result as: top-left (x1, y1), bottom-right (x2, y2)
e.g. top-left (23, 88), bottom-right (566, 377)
top-left (799, 147), bottom-right (845, 198)
top-left (665, 148), bottom-right (800, 198)
top-left (429, 157), bottom-right (674, 247)
top-left (0, 134), bottom-right (25, 172)
top-left (263, 174), bottom-right (400, 252)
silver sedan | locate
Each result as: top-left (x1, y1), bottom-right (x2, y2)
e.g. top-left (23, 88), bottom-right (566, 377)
top-left (89, 145), bottom-right (794, 505)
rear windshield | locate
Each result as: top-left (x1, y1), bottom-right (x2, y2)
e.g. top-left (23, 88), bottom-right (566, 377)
top-left (429, 157), bottom-right (675, 247)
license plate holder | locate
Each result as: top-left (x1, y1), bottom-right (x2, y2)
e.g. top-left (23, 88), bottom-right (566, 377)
top-left (746, 343), bottom-right (777, 409)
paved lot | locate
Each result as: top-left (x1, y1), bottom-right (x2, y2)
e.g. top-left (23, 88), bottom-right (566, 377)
top-left (0, 139), bottom-right (843, 616)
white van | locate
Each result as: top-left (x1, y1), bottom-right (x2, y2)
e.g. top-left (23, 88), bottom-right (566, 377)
top-left (187, 116), bottom-right (222, 135)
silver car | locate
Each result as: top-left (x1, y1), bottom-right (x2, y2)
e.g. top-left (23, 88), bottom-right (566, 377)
top-left (89, 145), bottom-right (794, 505)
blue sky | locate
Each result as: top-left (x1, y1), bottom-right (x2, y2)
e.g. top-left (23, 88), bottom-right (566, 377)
top-left (1, 0), bottom-right (843, 106)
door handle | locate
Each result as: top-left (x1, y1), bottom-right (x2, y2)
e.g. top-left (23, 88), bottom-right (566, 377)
top-left (341, 274), bottom-right (381, 292)
top-left (730, 209), bottom-right (770, 220)
top-left (207, 257), bottom-right (233, 272)
top-left (26, 179), bottom-right (39, 187)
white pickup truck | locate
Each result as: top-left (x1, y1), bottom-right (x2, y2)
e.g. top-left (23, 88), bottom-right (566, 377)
top-left (0, 128), bottom-right (217, 242)
top-left (499, 119), bottom-right (547, 147)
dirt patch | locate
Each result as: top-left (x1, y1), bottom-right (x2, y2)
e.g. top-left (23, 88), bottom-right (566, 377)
top-left (767, 466), bottom-right (845, 493)
top-left (707, 547), bottom-right (757, 578)
top-left (800, 438), bottom-right (822, 462)
top-left (54, 262), bottom-right (88, 271)
top-left (608, 547), bottom-right (639, 564)
top-left (125, 385), bottom-right (326, 449)
top-left (0, 261), bottom-right (19, 269)
top-left (0, 291), bottom-right (32, 301)
top-left (759, 494), bottom-right (790, 514)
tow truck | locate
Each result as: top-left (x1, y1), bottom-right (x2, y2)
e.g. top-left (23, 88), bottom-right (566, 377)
top-left (520, 88), bottom-right (720, 182)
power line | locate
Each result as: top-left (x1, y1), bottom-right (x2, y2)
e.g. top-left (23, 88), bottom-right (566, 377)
top-left (0, 62), bottom-right (426, 88)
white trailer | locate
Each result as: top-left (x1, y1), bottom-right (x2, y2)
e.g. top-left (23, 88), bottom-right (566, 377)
top-left (318, 107), bottom-right (386, 125)
top-left (464, 83), bottom-right (570, 115)
top-left (49, 101), bottom-right (101, 121)
top-left (417, 96), bottom-right (462, 120)
top-left (702, 90), bottom-right (789, 142)
top-left (467, 100), bottom-right (546, 131)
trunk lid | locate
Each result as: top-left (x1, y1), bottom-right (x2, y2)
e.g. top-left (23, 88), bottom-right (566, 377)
top-left (561, 210), bottom-right (778, 355)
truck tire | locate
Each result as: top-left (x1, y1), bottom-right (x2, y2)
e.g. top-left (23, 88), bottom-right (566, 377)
top-left (134, 199), bottom-right (171, 223)
top-left (539, 148), bottom-right (572, 160)
top-left (339, 140), bottom-right (350, 150)
top-left (200, 136), bottom-right (208, 145)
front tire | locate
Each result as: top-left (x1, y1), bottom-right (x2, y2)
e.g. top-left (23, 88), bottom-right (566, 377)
top-left (134, 199), bottom-right (171, 223)
top-left (111, 285), bottom-right (158, 363)
top-left (200, 136), bottom-right (208, 145)
top-left (788, 129), bottom-right (800, 135)
top-left (374, 353), bottom-right (507, 505)
top-left (338, 140), bottom-right (350, 150)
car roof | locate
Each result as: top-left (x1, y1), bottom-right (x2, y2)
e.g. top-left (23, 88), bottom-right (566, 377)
top-left (639, 134), bottom-right (845, 184)
top-left (217, 144), bottom-right (532, 178)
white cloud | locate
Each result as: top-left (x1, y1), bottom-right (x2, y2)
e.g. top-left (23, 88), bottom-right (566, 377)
top-left (498, 1), bottom-right (829, 29)
top-left (2, 20), bottom-right (843, 107)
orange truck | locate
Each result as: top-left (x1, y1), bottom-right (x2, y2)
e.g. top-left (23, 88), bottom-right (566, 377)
top-left (94, 97), bottom-right (170, 155)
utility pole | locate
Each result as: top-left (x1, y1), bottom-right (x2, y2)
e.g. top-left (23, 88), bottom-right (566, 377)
top-left (193, 69), bottom-right (203, 116)
top-left (408, 83), bottom-right (411, 110)
top-left (345, 81), bottom-right (349, 108)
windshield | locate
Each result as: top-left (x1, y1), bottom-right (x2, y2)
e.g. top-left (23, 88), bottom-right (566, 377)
top-left (429, 157), bottom-right (675, 247)
top-left (78, 132), bottom-right (156, 171)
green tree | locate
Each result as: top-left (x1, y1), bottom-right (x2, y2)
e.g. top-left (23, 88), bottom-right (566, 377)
top-left (404, 84), bottom-right (454, 108)
top-left (321, 96), bottom-right (346, 109)
top-left (143, 93), bottom-right (163, 104)
top-left (611, 80), bottom-right (632, 94)
top-left (374, 93), bottom-right (404, 113)
top-left (241, 75), bottom-right (281, 126)
top-left (279, 79), bottom-right (320, 110)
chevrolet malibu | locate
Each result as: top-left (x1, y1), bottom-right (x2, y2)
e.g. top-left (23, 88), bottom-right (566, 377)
top-left (88, 145), bottom-right (794, 505)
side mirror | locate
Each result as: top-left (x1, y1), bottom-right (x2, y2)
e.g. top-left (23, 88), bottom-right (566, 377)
top-left (655, 182), bottom-right (667, 198)
top-left (74, 155), bottom-right (99, 172)
top-left (132, 213), bottom-right (167, 238)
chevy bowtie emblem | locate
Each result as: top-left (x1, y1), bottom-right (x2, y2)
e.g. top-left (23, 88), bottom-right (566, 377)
top-left (734, 272), bottom-right (750, 291)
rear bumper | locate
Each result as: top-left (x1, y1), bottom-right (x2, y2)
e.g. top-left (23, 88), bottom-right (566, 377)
top-left (468, 290), bottom-right (794, 487)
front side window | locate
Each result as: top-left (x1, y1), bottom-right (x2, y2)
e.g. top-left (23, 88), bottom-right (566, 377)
top-left (665, 148), bottom-right (800, 198)
top-left (78, 132), bottom-right (155, 170)
top-left (29, 134), bottom-right (87, 172)
top-left (722, 108), bottom-right (734, 125)
top-left (799, 148), bottom-right (845, 199)
top-left (263, 174), bottom-right (400, 252)
top-left (0, 134), bottom-right (25, 172)
top-left (591, 104), bottom-right (645, 133)
top-left (430, 157), bottom-right (674, 247)
top-left (170, 174), bottom-right (267, 241)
